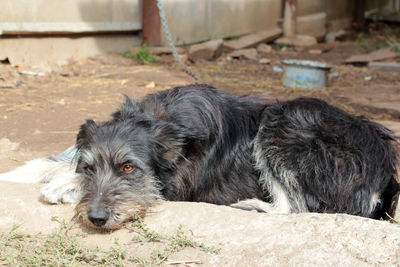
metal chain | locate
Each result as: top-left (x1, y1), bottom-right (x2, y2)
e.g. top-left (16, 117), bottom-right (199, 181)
top-left (156, 0), bottom-right (203, 83)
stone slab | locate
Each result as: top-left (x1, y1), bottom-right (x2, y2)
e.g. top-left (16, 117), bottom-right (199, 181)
top-left (346, 48), bottom-right (399, 64)
top-left (224, 28), bottom-right (282, 52)
top-left (275, 34), bottom-right (317, 47)
top-left (369, 62), bottom-right (400, 72)
top-left (1, 181), bottom-right (400, 266)
top-left (188, 39), bottom-right (224, 61)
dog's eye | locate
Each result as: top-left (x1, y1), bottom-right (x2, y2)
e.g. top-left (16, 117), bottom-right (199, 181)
top-left (85, 166), bottom-right (95, 174)
top-left (122, 164), bottom-right (135, 173)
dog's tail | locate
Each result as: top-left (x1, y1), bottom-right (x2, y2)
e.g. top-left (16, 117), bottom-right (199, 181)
top-left (379, 174), bottom-right (400, 219)
top-left (0, 146), bottom-right (78, 184)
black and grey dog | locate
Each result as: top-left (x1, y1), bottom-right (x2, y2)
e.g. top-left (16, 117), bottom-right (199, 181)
top-left (0, 84), bottom-right (398, 230)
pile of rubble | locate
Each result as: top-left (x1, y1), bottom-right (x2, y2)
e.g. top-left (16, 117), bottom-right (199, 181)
top-left (136, 23), bottom-right (400, 76)
top-left (135, 27), bottom-right (285, 65)
top-left (188, 28), bottom-right (282, 63)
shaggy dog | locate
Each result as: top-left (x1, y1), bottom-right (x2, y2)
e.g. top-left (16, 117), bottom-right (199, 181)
top-left (0, 84), bottom-right (398, 230)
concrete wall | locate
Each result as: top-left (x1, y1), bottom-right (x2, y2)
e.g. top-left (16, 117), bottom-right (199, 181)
top-left (161, 0), bottom-right (282, 45)
top-left (325, 0), bottom-right (353, 21)
top-left (295, 0), bottom-right (326, 39)
top-left (1, 0), bottom-right (387, 68)
top-left (366, 0), bottom-right (392, 13)
top-left (297, 1), bottom-right (325, 17)
top-left (1, 0), bottom-right (282, 67)
top-left (0, 0), bottom-right (141, 33)
top-left (0, 0), bottom-right (142, 68)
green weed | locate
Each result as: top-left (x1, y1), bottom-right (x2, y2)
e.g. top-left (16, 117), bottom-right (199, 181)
top-left (356, 23), bottom-right (400, 53)
top-left (123, 44), bottom-right (156, 63)
top-left (223, 35), bottom-right (240, 41)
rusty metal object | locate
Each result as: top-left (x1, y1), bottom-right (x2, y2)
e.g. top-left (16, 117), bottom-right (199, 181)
top-left (142, 0), bottom-right (161, 46)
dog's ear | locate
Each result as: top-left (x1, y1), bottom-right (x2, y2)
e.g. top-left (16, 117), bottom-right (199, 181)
top-left (112, 96), bottom-right (142, 121)
top-left (76, 119), bottom-right (98, 148)
top-left (150, 122), bottom-right (203, 168)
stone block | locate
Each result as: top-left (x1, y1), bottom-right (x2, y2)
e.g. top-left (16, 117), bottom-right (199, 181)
top-left (257, 43), bottom-right (273, 54)
top-left (188, 39), bottom-right (223, 61)
top-left (224, 28), bottom-right (282, 52)
top-left (369, 62), bottom-right (400, 72)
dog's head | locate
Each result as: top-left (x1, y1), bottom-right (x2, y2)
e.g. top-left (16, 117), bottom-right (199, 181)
top-left (74, 98), bottom-right (199, 230)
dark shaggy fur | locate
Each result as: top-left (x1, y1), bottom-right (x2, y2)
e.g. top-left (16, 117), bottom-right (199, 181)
top-left (72, 84), bottom-right (398, 229)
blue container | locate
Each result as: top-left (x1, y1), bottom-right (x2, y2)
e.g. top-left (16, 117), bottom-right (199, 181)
top-left (282, 59), bottom-right (332, 89)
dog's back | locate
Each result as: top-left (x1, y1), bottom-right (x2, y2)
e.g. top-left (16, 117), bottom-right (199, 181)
top-left (253, 97), bottom-right (398, 218)
top-left (127, 84), bottom-right (269, 204)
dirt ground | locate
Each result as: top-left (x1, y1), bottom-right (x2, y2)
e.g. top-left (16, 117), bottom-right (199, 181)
top-left (1, 40), bottom-right (400, 174)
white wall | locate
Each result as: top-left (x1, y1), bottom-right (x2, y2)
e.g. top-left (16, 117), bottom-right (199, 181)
top-left (0, 0), bottom-right (282, 67)
top-left (161, 0), bottom-right (282, 45)
top-left (0, 0), bottom-right (142, 67)
top-left (0, 0), bottom-right (141, 34)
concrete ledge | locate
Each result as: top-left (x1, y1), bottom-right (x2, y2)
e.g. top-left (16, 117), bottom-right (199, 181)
top-left (0, 22), bottom-right (141, 35)
top-left (0, 35), bottom-right (141, 68)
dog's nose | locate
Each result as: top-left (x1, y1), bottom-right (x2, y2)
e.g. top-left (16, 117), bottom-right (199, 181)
top-left (87, 208), bottom-right (109, 227)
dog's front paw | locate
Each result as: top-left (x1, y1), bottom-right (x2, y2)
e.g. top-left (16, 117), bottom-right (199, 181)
top-left (40, 174), bottom-right (83, 204)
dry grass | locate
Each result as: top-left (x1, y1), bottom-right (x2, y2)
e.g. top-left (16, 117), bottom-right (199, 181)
top-left (0, 216), bottom-right (219, 267)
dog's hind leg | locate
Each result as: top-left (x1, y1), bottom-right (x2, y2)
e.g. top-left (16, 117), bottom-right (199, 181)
top-left (249, 98), bottom-right (399, 218)
top-left (232, 119), bottom-right (310, 214)
top-left (0, 146), bottom-right (83, 204)
top-left (230, 170), bottom-right (303, 214)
